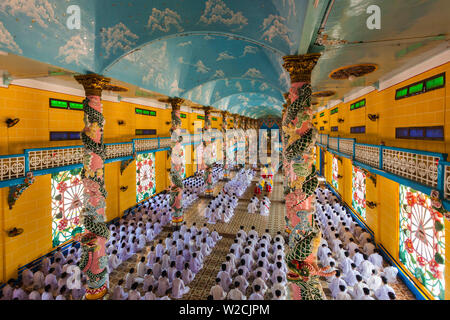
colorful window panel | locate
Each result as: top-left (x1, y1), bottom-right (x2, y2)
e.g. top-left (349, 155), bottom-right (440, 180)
top-left (399, 185), bottom-right (445, 300)
top-left (136, 152), bottom-right (156, 203)
top-left (352, 166), bottom-right (366, 219)
top-left (332, 156), bottom-right (339, 190)
top-left (51, 168), bottom-right (84, 247)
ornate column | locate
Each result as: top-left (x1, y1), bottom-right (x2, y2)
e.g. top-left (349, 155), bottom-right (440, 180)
top-left (202, 106), bottom-right (214, 197)
top-left (281, 54), bottom-right (333, 300)
top-left (221, 111), bottom-right (230, 179)
top-left (74, 74), bottom-right (127, 300)
top-left (168, 97), bottom-right (185, 227)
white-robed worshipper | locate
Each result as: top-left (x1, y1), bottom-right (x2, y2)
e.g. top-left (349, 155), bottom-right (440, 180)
top-left (126, 268), bottom-right (143, 290)
top-left (247, 198), bottom-right (258, 214)
top-left (41, 285), bottom-right (54, 300)
top-left (350, 275), bottom-right (368, 300)
top-left (44, 268), bottom-right (58, 292)
top-left (234, 269), bottom-right (249, 294)
top-left (156, 271), bottom-right (171, 297)
top-left (272, 278), bottom-right (287, 299)
top-left (249, 285), bottom-right (264, 300)
top-left (28, 286), bottom-right (41, 300)
top-left (137, 256), bottom-right (148, 278)
top-left (381, 265), bottom-right (399, 284)
top-left (361, 287), bottom-right (375, 300)
top-left (227, 282), bottom-right (247, 300)
top-left (33, 269), bottom-right (45, 290)
top-left (367, 269), bottom-right (383, 292)
top-left (259, 199), bottom-right (270, 216)
top-left (343, 263), bottom-right (360, 287)
top-left (335, 285), bottom-right (352, 300)
top-left (109, 250), bottom-right (122, 272)
top-left (252, 272), bottom-right (268, 295)
top-left (329, 270), bottom-right (346, 299)
top-left (21, 268), bottom-right (34, 288)
top-left (127, 282), bottom-right (142, 300)
top-left (210, 278), bottom-right (227, 300)
top-left (375, 277), bottom-right (396, 300)
top-left (182, 263), bottom-right (194, 285)
top-left (368, 249), bottom-right (384, 270)
top-left (172, 271), bottom-right (190, 299)
top-left (217, 264), bottom-right (232, 292)
top-left (143, 269), bottom-right (157, 292)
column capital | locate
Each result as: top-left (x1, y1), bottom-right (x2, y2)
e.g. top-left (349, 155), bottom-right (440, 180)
top-left (168, 97), bottom-right (185, 110)
top-left (282, 53), bottom-right (321, 84)
top-left (75, 74), bottom-right (127, 96)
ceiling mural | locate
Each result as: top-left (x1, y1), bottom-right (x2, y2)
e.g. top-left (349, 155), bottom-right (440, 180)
top-left (1, 0), bottom-right (446, 118)
top-left (311, 0), bottom-right (450, 108)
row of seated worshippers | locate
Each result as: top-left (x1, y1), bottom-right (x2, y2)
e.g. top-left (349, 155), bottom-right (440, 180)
top-left (0, 169), bottom-right (221, 300)
top-left (186, 165), bottom-right (224, 194)
top-left (204, 169), bottom-right (254, 224)
top-left (247, 195), bottom-right (271, 216)
top-left (106, 167), bottom-right (226, 274)
top-left (208, 226), bottom-right (288, 300)
top-left (314, 186), bottom-right (399, 300)
top-left (1, 245), bottom-right (87, 300)
top-left (110, 223), bottom-right (223, 300)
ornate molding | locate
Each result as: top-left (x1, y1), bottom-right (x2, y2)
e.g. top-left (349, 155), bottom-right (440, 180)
top-left (8, 172), bottom-right (35, 210)
top-left (282, 53), bottom-right (321, 83)
top-left (75, 74), bottom-right (127, 96)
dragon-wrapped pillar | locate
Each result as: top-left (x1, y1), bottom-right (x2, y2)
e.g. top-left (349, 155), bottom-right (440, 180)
top-left (74, 74), bottom-right (127, 300)
top-left (221, 111), bottom-right (230, 180)
top-left (168, 97), bottom-right (185, 227)
top-left (203, 107), bottom-right (214, 197)
top-left (281, 54), bottom-right (334, 300)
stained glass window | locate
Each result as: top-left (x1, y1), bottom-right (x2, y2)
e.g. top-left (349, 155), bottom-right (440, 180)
top-left (136, 152), bottom-right (156, 203)
top-left (399, 185), bottom-right (445, 300)
top-left (352, 166), bottom-right (366, 219)
top-left (332, 156), bottom-right (339, 190)
top-left (51, 168), bottom-right (84, 247)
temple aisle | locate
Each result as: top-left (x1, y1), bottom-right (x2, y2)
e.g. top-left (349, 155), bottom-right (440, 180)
top-left (184, 171), bottom-right (286, 299)
top-left (107, 169), bottom-right (288, 300)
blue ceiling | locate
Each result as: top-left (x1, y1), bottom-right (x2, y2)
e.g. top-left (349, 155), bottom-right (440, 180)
top-left (0, 0), bottom-right (330, 118)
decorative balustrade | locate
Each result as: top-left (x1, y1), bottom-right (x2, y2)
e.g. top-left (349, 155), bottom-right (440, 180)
top-left (444, 164), bottom-right (450, 200)
top-left (354, 144), bottom-right (380, 168)
top-left (316, 135), bottom-right (449, 199)
top-left (105, 142), bottom-right (133, 159)
top-left (27, 147), bottom-right (83, 172)
top-left (319, 134), bottom-right (328, 145)
top-left (134, 138), bottom-right (159, 152)
top-left (338, 138), bottom-right (355, 156)
top-left (159, 137), bottom-right (172, 149)
top-left (328, 137), bottom-right (338, 151)
top-left (382, 147), bottom-right (441, 188)
top-left (0, 155), bottom-right (26, 181)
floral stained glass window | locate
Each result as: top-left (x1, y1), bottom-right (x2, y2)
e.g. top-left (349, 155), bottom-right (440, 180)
top-left (332, 156), bottom-right (339, 190)
top-left (399, 185), bottom-right (445, 300)
top-left (51, 168), bottom-right (84, 247)
top-left (136, 152), bottom-right (156, 203)
top-left (352, 166), bottom-right (366, 219)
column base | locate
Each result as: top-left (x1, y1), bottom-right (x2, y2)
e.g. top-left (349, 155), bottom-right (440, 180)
top-left (85, 283), bottom-right (108, 300)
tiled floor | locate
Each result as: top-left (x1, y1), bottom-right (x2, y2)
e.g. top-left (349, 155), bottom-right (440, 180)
top-left (106, 171), bottom-right (415, 300)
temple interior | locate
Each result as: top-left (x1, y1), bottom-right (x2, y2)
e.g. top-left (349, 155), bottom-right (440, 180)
top-left (0, 0), bottom-right (449, 301)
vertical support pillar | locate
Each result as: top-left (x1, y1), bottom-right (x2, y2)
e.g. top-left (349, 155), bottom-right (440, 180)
top-left (168, 97), bottom-right (185, 227)
top-left (203, 107), bottom-right (214, 196)
top-left (281, 54), bottom-right (333, 300)
top-left (221, 111), bottom-right (229, 179)
top-left (75, 74), bottom-right (127, 300)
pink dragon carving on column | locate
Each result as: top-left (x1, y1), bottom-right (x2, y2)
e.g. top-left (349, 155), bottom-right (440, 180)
top-left (74, 74), bottom-right (127, 300)
top-left (168, 98), bottom-right (185, 227)
top-left (281, 54), bottom-right (335, 300)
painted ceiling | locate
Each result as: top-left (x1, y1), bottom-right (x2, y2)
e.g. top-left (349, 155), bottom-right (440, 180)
top-left (0, 0), bottom-right (448, 117)
top-left (310, 0), bottom-right (450, 108)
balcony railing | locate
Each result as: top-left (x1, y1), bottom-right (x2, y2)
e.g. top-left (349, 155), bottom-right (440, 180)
top-left (0, 134), bottom-right (223, 186)
top-left (316, 134), bottom-right (448, 200)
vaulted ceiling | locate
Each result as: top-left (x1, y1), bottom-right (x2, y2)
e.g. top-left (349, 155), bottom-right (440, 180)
top-left (0, 0), bottom-right (448, 118)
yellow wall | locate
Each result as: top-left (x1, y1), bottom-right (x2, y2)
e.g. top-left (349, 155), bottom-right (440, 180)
top-left (314, 63), bottom-right (450, 159)
top-left (0, 83), bottom-right (210, 282)
top-left (321, 148), bottom-right (450, 300)
top-left (0, 175), bottom-right (52, 281)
